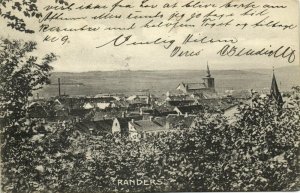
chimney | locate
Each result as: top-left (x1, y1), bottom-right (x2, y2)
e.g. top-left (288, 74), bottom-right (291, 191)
top-left (149, 116), bottom-right (153, 121)
top-left (58, 78), bottom-right (61, 97)
top-left (185, 112), bottom-right (188, 117)
top-left (166, 121), bottom-right (170, 129)
top-left (122, 111), bottom-right (126, 118)
top-left (140, 108), bottom-right (143, 115)
top-left (36, 93), bottom-right (39, 100)
top-left (131, 119), bottom-right (134, 123)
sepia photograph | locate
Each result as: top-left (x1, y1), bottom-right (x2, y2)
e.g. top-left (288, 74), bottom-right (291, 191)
top-left (0, 0), bottom-right (299, 192)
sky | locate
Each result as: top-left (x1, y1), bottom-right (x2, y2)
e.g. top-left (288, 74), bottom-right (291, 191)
top-left (0, 0), bottom-right (299, 72)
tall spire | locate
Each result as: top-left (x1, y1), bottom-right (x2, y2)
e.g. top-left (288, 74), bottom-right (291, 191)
top-left (206, 61), bottom-right (211, 77)
top-left (270, 69), bottom-right (283, 106)
top-left (58, 78), bottom-right (61, 97)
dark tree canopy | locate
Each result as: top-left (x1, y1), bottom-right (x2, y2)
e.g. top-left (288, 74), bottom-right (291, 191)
top-left (0, 38), bottom-right (56, 126)
top-left (0, 0), bottom-right (68, 33)
top-left (1, 88), bottom-right (299, 192)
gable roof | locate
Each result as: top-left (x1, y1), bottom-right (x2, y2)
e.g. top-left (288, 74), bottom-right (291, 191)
top-left (140, 108), bottom-right (160, 116)
top-left (53, 97), bottom-right (116, 109)
top-left (115, 116), bottom-right (143, 133)
top-left (130, 119), bottom-right (166, 132)
top-left (167, 100), bottom-right (195, 107)
top-left (74, 120), bottom-right (113, 135)
top-left (174, 105), bottom-right (204, 114)
top-left (185, 83), bottom-right (207, 90)
top-left (69, 109), bottom-right (92, 118)
top-left (153, 116), bottom-right (167, 127)
top-left (93, 110), bottom-right (123, 121)
top-left (127, 95), bottom-right (139, 101)
top-left (166, 114), bottom-right (196, 129)
top-left (195, 98), bottom-right (238, 112)
top-left (112, 100), bottom-right (130, 108)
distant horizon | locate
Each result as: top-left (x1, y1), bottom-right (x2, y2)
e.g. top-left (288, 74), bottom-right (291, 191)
top-left (51, 64), bottom-right (299, 73)
top-left (38, 64), bottom-right (300, 98)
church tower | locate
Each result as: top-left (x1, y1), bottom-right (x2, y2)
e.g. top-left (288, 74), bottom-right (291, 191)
top-left (270, 70), bottom-right (283, 107)
top-left (202, 64), bottom-right (215, 90)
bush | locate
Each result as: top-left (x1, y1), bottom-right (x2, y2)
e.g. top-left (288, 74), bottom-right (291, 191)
top-left (2, 89), bottom-right (299, 192)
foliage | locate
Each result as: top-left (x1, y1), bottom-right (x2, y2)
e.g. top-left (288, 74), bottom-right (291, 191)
top-left (1, 88), bottom-right (299, 192)
top-left (0, 38), bottom-right (55, 192)
top-left (224, 93), bottom-right (300, 191)
top-left (0, 38), bottom-right (55, 126)
top-left (0, 0), bottom-right (68, 33)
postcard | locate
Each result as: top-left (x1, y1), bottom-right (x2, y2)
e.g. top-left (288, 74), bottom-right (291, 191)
top-left (0, 0), bottom-right (299, 192)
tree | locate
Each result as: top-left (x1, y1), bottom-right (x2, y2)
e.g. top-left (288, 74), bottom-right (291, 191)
top-left (0, 38), bottom-right (56, 192)
top-left (0, 38), bottom-right (56, 127)
top-left (0, 0), bottom-right (68, 33)
top-left (223, 93), bottom-right (300, 191)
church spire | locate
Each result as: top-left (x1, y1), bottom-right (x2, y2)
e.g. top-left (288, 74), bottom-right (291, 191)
top-left (270, 69), bottom-right (283, 106)
top-left (206, 62), bottom-right (211, 77)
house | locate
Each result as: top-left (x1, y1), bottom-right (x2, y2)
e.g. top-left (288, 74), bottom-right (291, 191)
top-left (127, 102), bottom-right (151, 111)
top-left (139, 108), bottom-right (160, 116)
top-left (165, 94), bottom-right (193, 101)
top-left (112, 100), bottom-right (130, 109)
top-left (96, 102), bottom-right (111, 110)
top-left (126, 94), bottom-right (153, 105)
top-left (95, 93), bottom-right (112, 98)
top-left (83, 102), bottom-right (94, 109)
top-left (177, 82), bottom-right (207, 93)
top-left (53, 97), bottom-right (85, 110)
top-left (74, 119), bottom-right (114, 135)
top-left (166, 114), bottom-right (197, 129)
top-left (225, 89), bottom-right (252, 99)
top-left (112, 115), bottom-right (143, 136)
top-left (166, 100), bottom-right (195, 107)
top-left (176, 65), bottom-right (216, 96)
top-left (195, 98), bottom-right (239, 113)
top-left (69, 109), bottom-right (92, 120)
top-left (128, 117), bottom-right (168, 140)
top-left (174, 105), bottom-right (204, 115)
top-left (52, 96), bottom-right (117, 111)
top-left (92, 109), bottom-right (123, 121)
top-left (154, 106), bottom-right (177, 116)
top-left (92, 96), bottom-right (116, 103)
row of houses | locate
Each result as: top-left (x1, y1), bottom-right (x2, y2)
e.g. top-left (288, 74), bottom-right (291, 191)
top-left (2, 65), bottom-right (293, 142)
top-left (23, 66), bottom-right (243, 140)
top-left (73, 113), bottom-right (197, 140)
